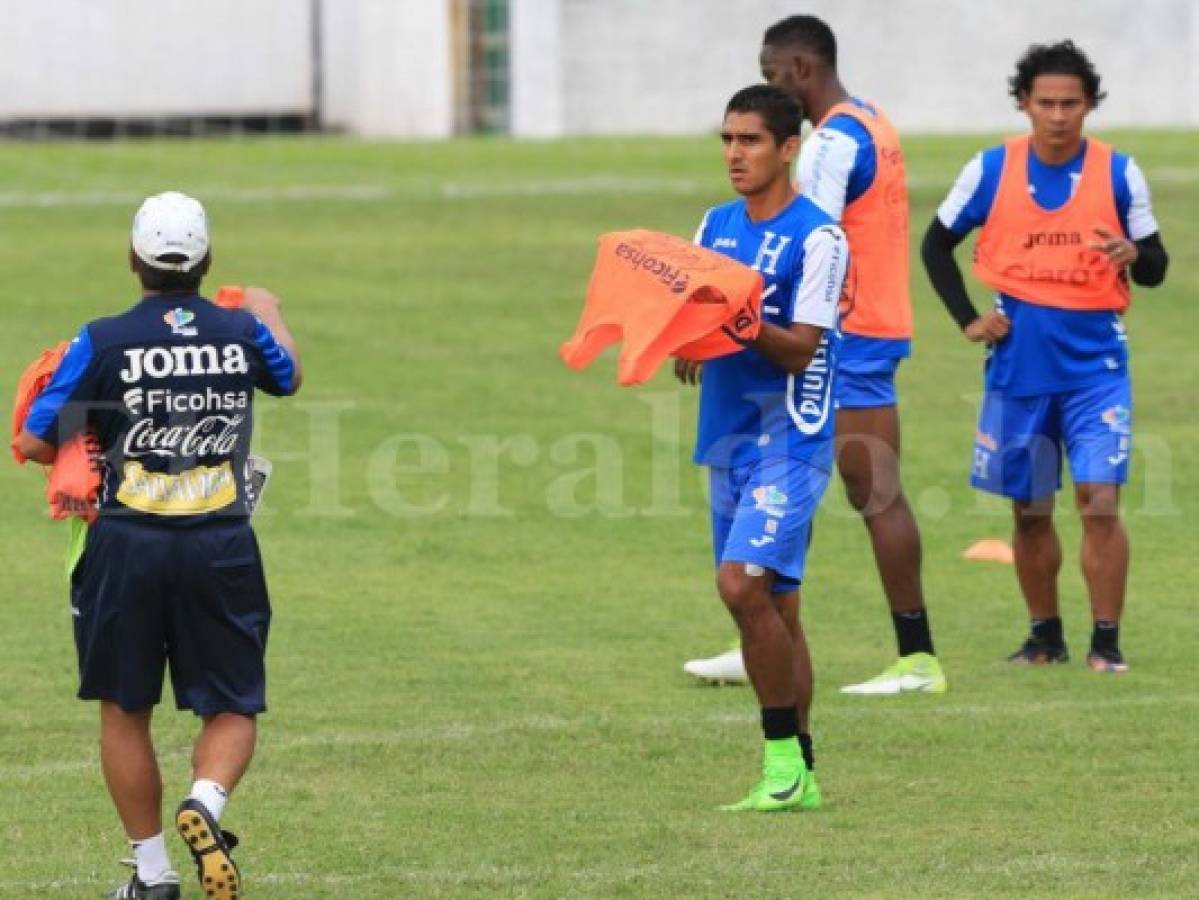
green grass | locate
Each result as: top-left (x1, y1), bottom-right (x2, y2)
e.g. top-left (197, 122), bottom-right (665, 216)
top-left (1, 131), bottom-right (1197, 898)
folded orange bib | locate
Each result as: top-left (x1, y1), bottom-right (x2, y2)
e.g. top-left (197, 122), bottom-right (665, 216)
top-left (10, 341), bottom-right (102, 523)
top-left (561, 230), bottom-right (762, 385)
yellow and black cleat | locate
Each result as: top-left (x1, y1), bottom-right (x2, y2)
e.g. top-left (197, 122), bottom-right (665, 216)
top-left (175, 799), bottom-right (243, 900)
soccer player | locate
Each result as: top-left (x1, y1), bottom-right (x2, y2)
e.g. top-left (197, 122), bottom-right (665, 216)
top-left (678, 84), bottom-right (847, 810)
top-left (14, 192), bottom-right (302, 899)
top-left (921, 41), bottom-right (1168, 672)
top-left (685, 14), bottom-right (946, 695)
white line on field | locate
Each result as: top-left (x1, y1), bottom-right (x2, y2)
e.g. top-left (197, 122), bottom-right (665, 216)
top-left (2, 693), bottom-right (1194, 783)
top-left (0, 184), bottom-right (391, 208)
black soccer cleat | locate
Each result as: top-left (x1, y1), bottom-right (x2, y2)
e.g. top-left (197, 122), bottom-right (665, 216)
top-left (1007, 636), bottom-right (1070, 665)
top-left (105, 862), bottom-right (181, 899)
top-left (175, 799), bottom-right (243, 900)
top-left (1087, 646), bottom-right (1130, 673)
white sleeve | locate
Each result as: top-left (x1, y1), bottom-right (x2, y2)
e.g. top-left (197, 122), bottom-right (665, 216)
top-left (795, 127), bottom-right (856, 221)
top-left (792, 225), bottom-right (849, 329)
top-left (693, 209), bottom-right (712, 245)
top-left (936, 153), bottom-right (984, 230)
top-left (1123, 157), bottom-right (1159, 241)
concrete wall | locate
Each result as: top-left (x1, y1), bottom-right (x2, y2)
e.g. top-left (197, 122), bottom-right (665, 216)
top-left (0, 0), bottom-right (314, 117)
top-left (321, 0), bottom-right (454, 137)
top-left (511, 0), bottom-right (1199, 136)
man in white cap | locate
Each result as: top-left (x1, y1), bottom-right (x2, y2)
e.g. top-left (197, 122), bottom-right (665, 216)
top-left (15, 191), bottom-right (303, 900)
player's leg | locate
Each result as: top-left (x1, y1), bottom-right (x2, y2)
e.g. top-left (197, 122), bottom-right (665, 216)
top-left (835, 389), bottom-right (945, 694)
top-left (1063, 379), bottom-right (1133, 672)
top-left (169, 522), bottom-right (271, 899)
top-left (772, 587), bottom-right (821, 809)
top-left (971, 389), bottom-right (1068, 663)
top-left (715, 458), bottom-right (826, 812)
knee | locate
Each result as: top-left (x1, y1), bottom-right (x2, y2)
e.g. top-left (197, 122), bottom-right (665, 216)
top-left (716, 566), bottom-right (771, 621)
top-left (1013, 503), bottom-right (1053, 537)
top-left (1076, 485), bottom-right (1120, 522)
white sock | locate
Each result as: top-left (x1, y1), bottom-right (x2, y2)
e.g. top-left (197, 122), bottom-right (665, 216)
top-left (131, 833), bottom-right (173, 884)
top-left (189, 778), bottom-right (229, 821)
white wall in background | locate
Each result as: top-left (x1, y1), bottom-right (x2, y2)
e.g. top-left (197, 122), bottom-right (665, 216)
top-left (511, 0), bottom-right (1199, 136)
top-left (0, 0), bottom-right (314, 117)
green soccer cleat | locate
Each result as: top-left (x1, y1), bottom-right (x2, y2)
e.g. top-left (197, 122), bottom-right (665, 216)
top-left (840, 652), bottom-right (948, 695)
top-left (720, 739), bottom-right (810, 812)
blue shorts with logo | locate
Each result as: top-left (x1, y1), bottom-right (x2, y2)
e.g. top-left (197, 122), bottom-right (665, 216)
top-left (71, 517), bottom-right (272, 715)
top-left (971, 376), bottom-right (1132, 502)
top-left (709, 456), bottom-right (831, 594)
top-left (834, 357), bottom-right (901, 409)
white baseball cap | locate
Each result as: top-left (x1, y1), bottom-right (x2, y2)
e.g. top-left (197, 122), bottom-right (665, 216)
top-left (131, 191), bottom-right (209, 272)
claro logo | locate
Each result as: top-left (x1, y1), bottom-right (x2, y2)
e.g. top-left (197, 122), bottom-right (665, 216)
top-left (120, 345), bottom-right (250, 383)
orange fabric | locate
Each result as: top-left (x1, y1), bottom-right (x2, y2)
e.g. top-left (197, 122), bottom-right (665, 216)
top-left (815, 101), bottom-right (912, 339)
top-left (973, 136), bottom-right (1129, 312)
top-left (213, 284), bottom-right (245, 309)
top-left (10, 341), bottom-right (101, 523)
top-left (561, 230), bottom-right (762, 385)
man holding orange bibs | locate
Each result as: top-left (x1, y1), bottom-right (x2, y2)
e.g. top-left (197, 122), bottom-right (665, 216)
top-left (686, 15), bottom-right (947, 698)
top-left (678, 85), bottom-right (848, 812)
top-left (921, 41), bottom-right (1169, 674)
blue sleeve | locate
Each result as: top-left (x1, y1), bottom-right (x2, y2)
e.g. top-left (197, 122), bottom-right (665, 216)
top-left (823, 114), bottom-right (876, 206)
top-left (24, 327), bottom-right (97, 445)
top-left (1111, 151), bottom-right (1132, 235)
top-left (250, 317), bottom-right (297, 396)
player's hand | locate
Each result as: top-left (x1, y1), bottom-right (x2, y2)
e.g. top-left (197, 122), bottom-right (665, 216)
top-left (963, 310), bottom-right (1010, 343)
top-left (674, 358), bottom-right (702, 386)
top-left (1090, 227), bottom-right (1138, 268)
top-left (242, 286), bottom-right (282, 317)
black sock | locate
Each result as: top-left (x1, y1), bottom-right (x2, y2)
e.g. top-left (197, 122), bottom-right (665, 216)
top-left (798, 732), bottom-right (814, 771)
top-left (1031, 616), bottom-right (1064, 646)
top-left (893, 609), bottom-right (935, 656)
top-left (760, 706), bottom-right (799, 741)
top-left (1091, 620), bottom-right (1119, 653)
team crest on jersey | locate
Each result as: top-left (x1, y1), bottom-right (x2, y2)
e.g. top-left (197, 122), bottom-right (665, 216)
top-left (164, 307), bottom-right (198, 337)
top-left (1101, 405), bottom-right (1131, 434)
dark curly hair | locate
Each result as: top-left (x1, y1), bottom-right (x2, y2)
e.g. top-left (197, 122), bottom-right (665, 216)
top-left (1009, 40), bottom-right (1106, 107)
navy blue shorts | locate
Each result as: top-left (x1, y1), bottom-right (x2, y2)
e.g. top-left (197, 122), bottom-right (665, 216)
top-left (70, 517), bottom-right (271, 715)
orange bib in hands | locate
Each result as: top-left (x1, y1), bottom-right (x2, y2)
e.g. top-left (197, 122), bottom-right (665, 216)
top-left (561, 230), bottom-right (763, 385)
top-left (10, 341), bottom-right (102, 523)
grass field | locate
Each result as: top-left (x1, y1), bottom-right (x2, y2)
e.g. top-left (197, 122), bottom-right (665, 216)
top-left (1, 131), bottom-right (1197, 898)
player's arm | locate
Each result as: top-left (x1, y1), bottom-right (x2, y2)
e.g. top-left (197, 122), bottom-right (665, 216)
top-left (14, 429), bottom-right (56, 464)
top-left (1088, 157), bottom-right (1169, 286)
top-left (794, 124), bottom-right (858, 221)
top-left (15, 328), bottom-right (97, 465)
top-left (921, 153), bottom-right (1010, 343)
top-left (752, 224), bottom-right (848, 375)
top-left (243, 287), bottom-right (304, 394)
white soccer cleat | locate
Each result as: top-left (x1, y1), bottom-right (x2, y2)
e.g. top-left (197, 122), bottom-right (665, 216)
top-left (839, 653), bottom-right (947, 695)
top-left (683, 648), bottom-right (748, 684)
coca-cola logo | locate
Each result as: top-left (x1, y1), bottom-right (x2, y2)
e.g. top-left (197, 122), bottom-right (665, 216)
top-left (123, 414), bottom-right (244, 459)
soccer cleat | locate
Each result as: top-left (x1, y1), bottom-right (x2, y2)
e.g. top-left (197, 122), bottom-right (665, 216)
top-left (106, 862), bottom-right (181, 900)
top-left (840, 652), bottom-right (948, 694)
top-left (1087, 647), bottom-right (1130, 674)
top-left (682, 646), bottom-right (748, 684)
top-left (1007, 637), bottom-right (1070, 665)
top-left (720, 743), bottom-right (809, 812)
top-left (175, 799), bottom-right (242, 900)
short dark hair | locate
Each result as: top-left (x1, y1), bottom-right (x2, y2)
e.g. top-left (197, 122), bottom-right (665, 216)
top-left (133, 251), bottom-right (210, 293)
top-left (725, 85), bottom-right (802, 146)
top-left (1009, 40), bottom-right (1106, 106)
top-left (763, 15), bottom-right (837, 68)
